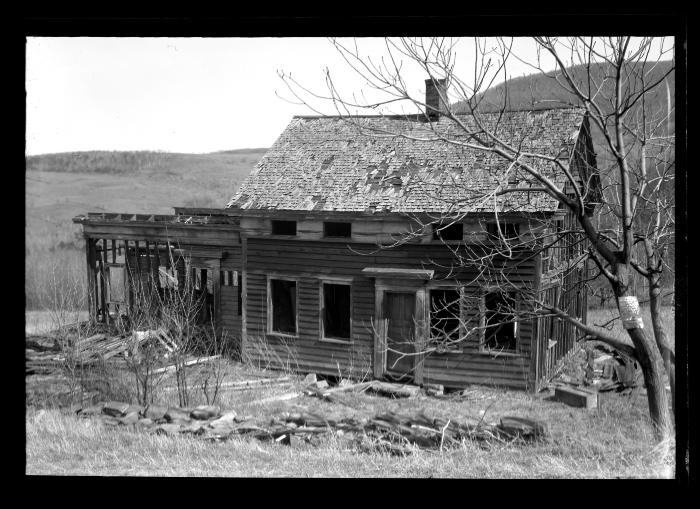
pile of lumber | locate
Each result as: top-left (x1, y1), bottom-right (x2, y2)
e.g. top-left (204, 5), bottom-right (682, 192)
top-left (26, 328), bottom-right (162, 375)
top-left (25, 337), bottom-right (63, 375)
top-left (70, 333), bottom-right (135, 362)
top-left (75, 400), bottom-right (548, 454)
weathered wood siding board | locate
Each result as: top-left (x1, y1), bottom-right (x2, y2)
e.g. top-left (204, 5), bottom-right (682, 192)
top-left (246, 240), bottom-right (539, 282)
top-left (81, 223), bottom-right (241, 246)
top-left (422, 349), bottom-right (531, 389)
top-left (243, 238), bottom-right (540, 384)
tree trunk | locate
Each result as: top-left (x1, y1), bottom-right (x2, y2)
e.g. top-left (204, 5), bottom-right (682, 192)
top-left (648, 273), bottom-right (675, 418)
top-left (614, 263), bottom-right (672, 441)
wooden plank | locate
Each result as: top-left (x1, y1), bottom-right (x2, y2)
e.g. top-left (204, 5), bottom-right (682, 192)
top-left (241, 234), bottom-right (248, 354)
top-left (99, 239), bottom-right (108, 323)
top-left (553, 385), bottom-right (597, 409)
top-left (81, 223), bottom-right (241, 244)
top-left (84, 238), bottom-right (96, 319)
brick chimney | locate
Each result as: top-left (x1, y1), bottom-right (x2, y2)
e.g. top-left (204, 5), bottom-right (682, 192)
top-left (425, 78), bottom-right (448, 120)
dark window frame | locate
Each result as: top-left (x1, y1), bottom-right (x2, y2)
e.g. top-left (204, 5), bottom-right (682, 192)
top-left (486, 222), bottom-right (520, 242)
top-left (432, 222), bottom-right (464, 242)
top-left (268, 276), bottom-right (298, 336)
top-left (271, 220), bottom-right (297, 236)
top-left (481, 289), bottom-right (519, 353)
top-left (319, 280), bottom-right (352, 343)
top-left (323, 221), bottom-right (352, 238)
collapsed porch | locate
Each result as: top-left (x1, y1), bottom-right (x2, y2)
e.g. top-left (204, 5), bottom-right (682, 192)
top-left (72, 210), bottom-right (244, 349)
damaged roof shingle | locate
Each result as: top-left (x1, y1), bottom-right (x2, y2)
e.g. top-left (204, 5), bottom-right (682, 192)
top-left (227, 108), bottom-right (587, 214)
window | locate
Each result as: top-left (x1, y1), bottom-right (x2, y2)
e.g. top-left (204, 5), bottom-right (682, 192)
top-left (324, 221), bottom-right (352, 238)
top-left (430, 288), bottom-right (461, 350)
top-left (484, 291), bottom-right (518, 351)
top-left (106, 265), bottom-right (126, 303)
top-left (486, 222), bottom-right (520, 241)
top-left (271, 220), bottom-right (297, 236)
top-left (321, 282), bottom-right (351, 340)
top-left (433, 222), bottom-right (463, 241)
top-left (269, 278), bottom-right (297, 335)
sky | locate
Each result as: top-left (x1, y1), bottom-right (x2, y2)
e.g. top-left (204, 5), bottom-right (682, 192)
top-left (25, 37), bottom-right (671, 156)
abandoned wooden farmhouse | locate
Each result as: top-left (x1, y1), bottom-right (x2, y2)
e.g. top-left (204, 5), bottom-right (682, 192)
top-left (73, 80), bottom-right (600, 392)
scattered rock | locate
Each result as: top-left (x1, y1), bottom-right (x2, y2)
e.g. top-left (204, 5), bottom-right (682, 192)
top-left (101, 415), bottom-right (121, 426)
top-left (143, 404), bottom-right (168, 421)
top-left (498, 417), bottom-right (549, 440)
top-left (125, 404), bottom-right (145, 416)
top-left (190, 405), bottom-right (221, 420)
top-left (155, 423), bottom-right (182, 436)
top-left (136, 418), bottom-right (154, 428)
top-left (316, 380), bottom-right (329, 390)
top-left (78, 403), bottom-right (105, 417)
top-left (165, 407), bottom-right (192, 423)
top-left (303, 373), bottom-right (317, 385)
top-left (181, 421), bottom-right (208, 434)
top-left (209, 411), bottom-right (238, 429)
top-left (103, 401), bottom-right (131, 418)
top-left (119, 411), bottom-right (140, 425)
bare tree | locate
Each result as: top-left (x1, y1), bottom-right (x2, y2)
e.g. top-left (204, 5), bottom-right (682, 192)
top-left (279, 36), bottom-right (675, 441)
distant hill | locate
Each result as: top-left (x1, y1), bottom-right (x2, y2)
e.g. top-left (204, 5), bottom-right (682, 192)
top-left (25, 148), bottom-right (268, 175)
top-left (25, 148), bottom-right (268, 258)
top-left (455, 60), bottom-right (675, 135)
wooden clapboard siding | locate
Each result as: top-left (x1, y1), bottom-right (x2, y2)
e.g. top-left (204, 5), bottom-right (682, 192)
top-left (243, 237), bottom-right (541, 386)
top-left (423, 352), bottom-right (531, 389)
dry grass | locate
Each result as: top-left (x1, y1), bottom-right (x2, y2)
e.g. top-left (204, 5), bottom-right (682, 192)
top-left (25, 361), bottom-right (674, 478)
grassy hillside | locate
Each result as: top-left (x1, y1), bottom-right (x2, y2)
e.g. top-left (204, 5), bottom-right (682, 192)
top-left (26, 149), bottom-right (268, 175)
top-left (457, 60), bottom-right (675, 132)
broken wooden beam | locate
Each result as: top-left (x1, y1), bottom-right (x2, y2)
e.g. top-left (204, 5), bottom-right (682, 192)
top-left (151, 355), bottom-right (222, 375)
top-left (367, 381), bottom-right (421, 398)
top-left (553, 385), bottom-right (598, 409)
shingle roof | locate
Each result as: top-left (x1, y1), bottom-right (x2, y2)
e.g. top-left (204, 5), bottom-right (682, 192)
top-left (227, 108), bottom-right (586, 214)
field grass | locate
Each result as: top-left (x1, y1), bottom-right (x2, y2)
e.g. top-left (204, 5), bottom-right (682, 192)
top-left (25, 372), bottom-right (673, 477)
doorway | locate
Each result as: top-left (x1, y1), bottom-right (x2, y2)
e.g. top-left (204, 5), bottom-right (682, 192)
top-left (384, 291), bottom-right (416, 379)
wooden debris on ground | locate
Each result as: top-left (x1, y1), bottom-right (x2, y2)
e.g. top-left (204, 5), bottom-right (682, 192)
top-left (75, 400), bottom-right (549, 453)
top-left (151, 355), bottom-right (222, 375)
top-left (549, 346), bottom-right (641, 396)
top-left (303, 379), bottom-right (448, 402)
top-left (26, 328), bottom-right (156, 374)
top-left (26, 325), bottom-right (227, 379)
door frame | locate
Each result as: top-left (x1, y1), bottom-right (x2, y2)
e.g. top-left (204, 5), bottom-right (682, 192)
top-left (373, 281), bottom-right (428, 384)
